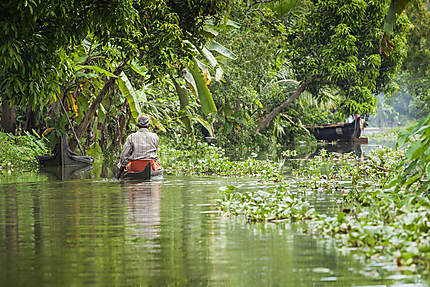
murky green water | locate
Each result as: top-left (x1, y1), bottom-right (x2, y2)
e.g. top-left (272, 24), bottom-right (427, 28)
top-left (0, 173), bottom-right (427, 286)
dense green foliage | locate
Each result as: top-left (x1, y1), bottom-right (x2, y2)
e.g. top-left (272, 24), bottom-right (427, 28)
top-left (282, 0), bottom-right (409, 116)
top-left (0, 131), bottom-right (48, 172)
top-left (0, 0), bottom-right (429, 281)
top-left (388, 113), bottom-right (430, 192)
top-left (0, 0), bottom-right (134, 105)
top-left (1, 0), bottom-right (229, 152)
top-left (400, 0), bottom-right (430, 117)
top-left (1, 0), bottom-right (424, 154)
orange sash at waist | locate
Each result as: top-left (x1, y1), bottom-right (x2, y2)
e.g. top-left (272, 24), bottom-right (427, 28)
top-left (126, 159), bottom-right (162, 172)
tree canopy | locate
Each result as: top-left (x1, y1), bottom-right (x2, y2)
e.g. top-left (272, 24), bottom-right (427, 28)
top-left (0, 0), bottom-right (229, 106)
top-left (284, 0), bottom-right (410, 116)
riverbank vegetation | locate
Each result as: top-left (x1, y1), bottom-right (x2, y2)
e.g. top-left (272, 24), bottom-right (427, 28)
top-left (0, 131), bottom-right (47, 173)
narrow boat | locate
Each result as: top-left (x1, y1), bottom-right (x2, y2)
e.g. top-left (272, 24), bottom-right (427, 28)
top-left (38, 136), bottom-right (93, 167)
top-left (305, 117), bottom-right (366, 142)
top-left (121, 159), bottom-right (163, 180)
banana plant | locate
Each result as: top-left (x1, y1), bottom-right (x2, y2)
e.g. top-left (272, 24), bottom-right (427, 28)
top-left (380, 0), bottom-right (412, 56)
top-left (116, 67), bottom-right (168, 133)
top-left (173, 19), bottom-right (238, 137)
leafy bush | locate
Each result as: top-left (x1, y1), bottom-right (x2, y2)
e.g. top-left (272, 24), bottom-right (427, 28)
top-left (387, 114), bottom-right (430, 192)
top-left (0, 131), bottom-right (48, 172)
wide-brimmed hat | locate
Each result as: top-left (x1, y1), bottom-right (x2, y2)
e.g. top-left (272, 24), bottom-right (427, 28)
top-left (137, 115), bottom-right (150, 127)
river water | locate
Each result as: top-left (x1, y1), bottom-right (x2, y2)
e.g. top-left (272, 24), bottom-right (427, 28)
top-left (0, 170), bottom-right (428, 286)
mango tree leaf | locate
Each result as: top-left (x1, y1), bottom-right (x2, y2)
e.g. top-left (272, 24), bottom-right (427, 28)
top-left (77, 65), bottom-right (117, 78)
top-left (117, 72), bottom-right (141, 123)
top-left (188, 59), bottom-right (217, 118)
top-left (130, 60), bottom-right (148, 77)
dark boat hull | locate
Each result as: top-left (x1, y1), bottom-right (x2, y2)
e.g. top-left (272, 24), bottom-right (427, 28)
top-left (306, 117), bottom-right (363, 142)
top-left (38, 136), bottom-right (93, 167)
top-left (122, 161), bottom-right (163, 180)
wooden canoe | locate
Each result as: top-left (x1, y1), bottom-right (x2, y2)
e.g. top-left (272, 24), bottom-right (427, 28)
top-left (122, 159), bottom-right (163, 180)
top-left (306, 117), bottom-right (365, 142)
top-left (38, 136), bottom-right (93, 167)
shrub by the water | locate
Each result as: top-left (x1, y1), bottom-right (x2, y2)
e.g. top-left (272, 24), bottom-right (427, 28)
top-left (0, 131), bottom-right (48, 173)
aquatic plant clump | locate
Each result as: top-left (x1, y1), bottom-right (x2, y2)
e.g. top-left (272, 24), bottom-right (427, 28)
top-left (311, 189), bottom-right (430, 271)
top-left (217, 147), bottom-right (430, 274)
top-left (159, 141), bottom-right (282, 178)
top-left (218, 185), bottom-right (317, 222)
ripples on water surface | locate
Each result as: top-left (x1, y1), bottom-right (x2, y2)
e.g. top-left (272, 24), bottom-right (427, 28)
top-left (0, 174), bottom-right (428, 286)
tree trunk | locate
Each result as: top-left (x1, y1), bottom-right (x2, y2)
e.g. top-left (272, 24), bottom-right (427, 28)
top-left (1, 101), bottom-right (17, 134)
top-left (111, 100), bottom-right (129, 152)
top-left (256, 77), bottom-right (315, 133)
top-left (24, 106), bottom-right (36, 132)
top-left (69, 60), bottom-right (127, 151)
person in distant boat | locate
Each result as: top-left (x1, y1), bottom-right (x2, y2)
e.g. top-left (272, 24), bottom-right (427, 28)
top-left (116, 115), bottom-right (161, 178)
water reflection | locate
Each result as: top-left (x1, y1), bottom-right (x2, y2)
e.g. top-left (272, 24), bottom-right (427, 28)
top-left (122, 180), bottom-right (162, 246)
top-left (39, 165), bottom-right (93, 180)
top-left (0, 177), bottom-right (428, 286)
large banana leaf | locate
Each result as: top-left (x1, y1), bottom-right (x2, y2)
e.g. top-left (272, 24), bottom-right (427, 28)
top-left (208, 39), bottom-right (237, 60)
top-left (117, 72), bottom-right (141, 123)
top-left (384, 0), bottom-right (411, 36)
top-left (194, 114), bottom-right (214, 137)
top-left (188, 59), bottom-right (217, 117)
top-left (183, 68), bottom-right (197, 96)
top-left (199, 46), bottom-right (223, 81)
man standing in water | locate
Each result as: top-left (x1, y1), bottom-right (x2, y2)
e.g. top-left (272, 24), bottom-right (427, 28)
top-left (116, 115), bottom-right (160, 179)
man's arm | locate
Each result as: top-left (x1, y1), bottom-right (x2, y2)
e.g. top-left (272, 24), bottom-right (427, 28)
top-left (118, 136), bottom-right (133, 168)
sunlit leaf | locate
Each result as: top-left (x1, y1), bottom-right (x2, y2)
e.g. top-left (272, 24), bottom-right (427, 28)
top-left (194, 114), bottom-right (214, 137)
top-left (117, 72), bottom-right (141, 123)
top-left (130, 60), bottom-right (148, 77)
top-left (188, 59), bottom-right (217, 117)
top-left (207, 39), bottom-right (237, 60)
